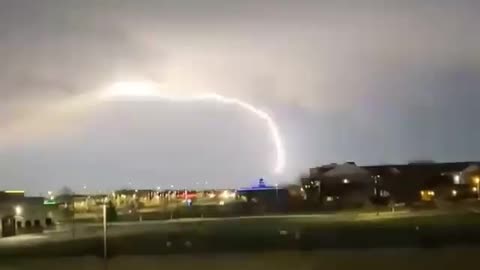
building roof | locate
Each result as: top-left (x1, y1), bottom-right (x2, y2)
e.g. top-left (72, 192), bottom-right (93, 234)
top-left (363, 161), bottom-right (480, 175)
top-left (323, 163), bottom-right (370, 177)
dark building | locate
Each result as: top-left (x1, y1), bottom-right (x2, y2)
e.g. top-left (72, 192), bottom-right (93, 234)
top-left (0, 190), bottom-right (54, 237)
top-left (303, 163), bottom-right (374, 207)
top-left (302, 161), bottom-right (480, 205)
top-left (363, 161), bottom-right (480, 202)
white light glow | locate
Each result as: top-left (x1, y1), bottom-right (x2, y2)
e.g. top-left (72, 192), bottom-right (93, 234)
top-left (100, 81), bottom-right (286, 174)
top-left (453, 174), bottom-right (460, 184)
top-left (15, 205), bottom-right (22, 216)
top-left (100, 81), bottom-right (159, 99)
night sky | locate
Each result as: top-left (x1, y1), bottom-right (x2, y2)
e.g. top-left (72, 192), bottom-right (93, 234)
top-left (1, 0), bottom-right (480, 195)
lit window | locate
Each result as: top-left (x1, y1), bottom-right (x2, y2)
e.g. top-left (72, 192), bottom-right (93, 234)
top-left (474, 177), bottom-right (480, 184)
top-left (453, 175), bottom-right (461, 185)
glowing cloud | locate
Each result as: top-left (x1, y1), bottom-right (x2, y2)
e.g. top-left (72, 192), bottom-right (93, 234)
top-left (100, 81), bottom-right (286, 174)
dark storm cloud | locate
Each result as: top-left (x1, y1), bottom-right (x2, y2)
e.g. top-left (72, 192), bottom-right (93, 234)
top-left (1, 0), bottom-right (480, 193)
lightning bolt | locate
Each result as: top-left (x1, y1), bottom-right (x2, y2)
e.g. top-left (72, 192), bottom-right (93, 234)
top-left (101, 81), bottom-right (286, 174)
top-left (0, 81), bottom-right (286, 175)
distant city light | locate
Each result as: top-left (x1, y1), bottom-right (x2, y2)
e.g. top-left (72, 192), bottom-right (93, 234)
top-left (220, 190), bottom-right (236, 199)
top-left (474, 177), bottom-right (480, 184)
top-left (43, 200), bottom-right (56, 205)
top-left (452, 189), bottom-right (457, 196)
top-left (5, 190), bottom-right (24, 194)
top-left (343, 179), bottom-right (350, 184)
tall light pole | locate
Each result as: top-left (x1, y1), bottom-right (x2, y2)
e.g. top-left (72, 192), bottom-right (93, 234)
top-left (275, 183), bottom-right (279, 204)
top-left (103, 203), bottom-right (107, 259)
top-left (474, 177), bottom-right (480, 200)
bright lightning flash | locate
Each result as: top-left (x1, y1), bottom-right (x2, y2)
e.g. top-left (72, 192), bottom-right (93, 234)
top-left (100, 81), bottom-right (286, 174)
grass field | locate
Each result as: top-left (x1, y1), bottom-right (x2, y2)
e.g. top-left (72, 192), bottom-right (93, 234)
top-left (2, 212), bottom-right (480, 257)
top-left (2, 248), bottom-right (480, 270)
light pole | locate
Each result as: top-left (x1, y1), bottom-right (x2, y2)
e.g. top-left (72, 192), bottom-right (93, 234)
top-left (275, 183), bottom-right (279, 204)
top-left (474, 177), bottom-right (480, 200)
top-left (103, 203), bottom-right (107, 259)
top-left (72, 202), bottom-right (76, 239)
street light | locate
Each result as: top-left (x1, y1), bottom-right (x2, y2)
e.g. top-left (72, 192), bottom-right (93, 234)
top-left (103, 203), bottom-right (107, 259)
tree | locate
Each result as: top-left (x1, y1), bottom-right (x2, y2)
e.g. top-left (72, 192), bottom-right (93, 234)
top-left (106, 201), bottom-right (118, 222)
top-left (58, 186), bottom-right (74, 196)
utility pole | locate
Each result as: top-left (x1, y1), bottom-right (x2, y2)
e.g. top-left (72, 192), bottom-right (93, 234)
top-left (72, 204), bottom-right (75, 239)
top-left (475, 177), bottom-right (480, 200)
top-left (103, 203), bottom-right (107, 259)
top-left (275, 183), bottom-right (279, 204)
